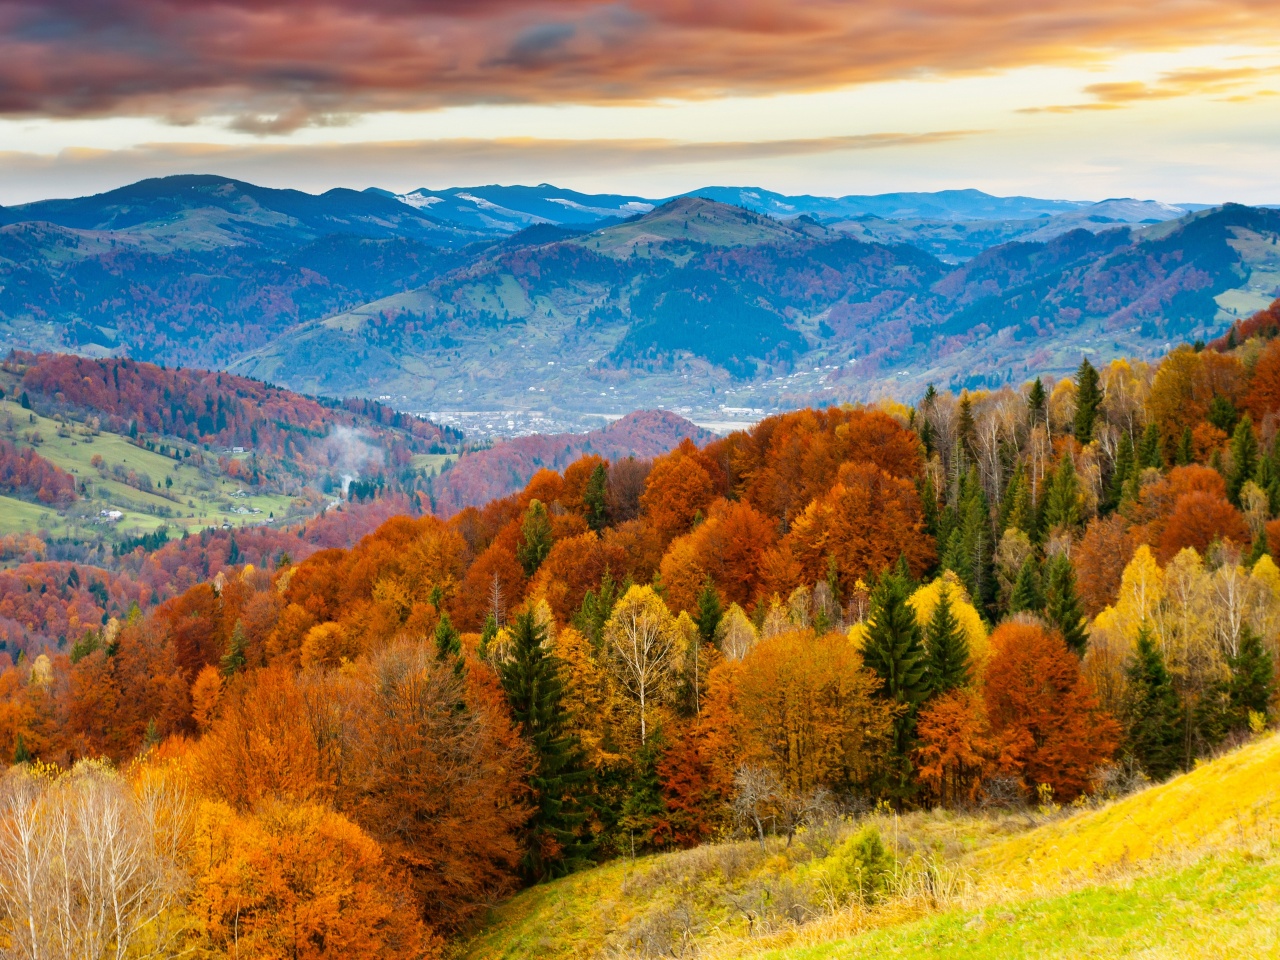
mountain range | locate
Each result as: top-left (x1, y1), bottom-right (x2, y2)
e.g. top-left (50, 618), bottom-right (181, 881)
top-left (1, 174), bottom-right (1277, 436)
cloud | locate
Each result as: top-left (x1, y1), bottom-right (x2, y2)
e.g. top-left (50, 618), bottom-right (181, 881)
top-left (1021, 64), bottom-right (1280, 113)
top-left (2, 0), bottom-right (1279, 126)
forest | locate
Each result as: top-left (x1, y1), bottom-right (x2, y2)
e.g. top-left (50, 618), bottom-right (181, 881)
top-left (1, 300), bottom-right (1279, 957)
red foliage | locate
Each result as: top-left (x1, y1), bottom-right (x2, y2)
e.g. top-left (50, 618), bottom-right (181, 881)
top-left (0, 438), bottom-right (77, 506)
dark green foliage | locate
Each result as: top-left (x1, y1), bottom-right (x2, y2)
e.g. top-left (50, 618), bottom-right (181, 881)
top-left (498, 611), bottom-right (597, 880)
top-left (1106, 431), bottom-right (1135, 513)
top-left (584, 463), bottom-right (609, 532)
top-left (1043, 455), bottom-right (1082, 532)
top-left (941, 467), bottom-right (993, 610)
top-left (1227, 414), bottom-right (1259, 506)
top-left (220, 621), bottom-right (247, 676)
top-left (70, 629), bottom-right (102, 664)
top-left (864, 573), bottom-right (930, 795)
top-left (925, 586), bottom-right (970, 695)
top-left (618, 736), bottom-right (667, 853)
top-left (517, 499), bottom-right (554, 577)
top-left (1043, 553), bottom-right (1088, 656)
top-left (479, 612), bottom-right (499, 660)
top-left (573, 568), bottom-right (621, 648)
top-left (434, 610), bottom-right (461, 661)
top-left (1139, 422), bottom-right (1166, 470)
top-left (1010, 555), bottom-right (1044, 614)
top-left (1175, 426), bottom-right (1193, 467)
top-left (956, 393), bottom-right (977, 462)
top-left (1228, 626), bottom-right (1275, 725)
top-left (1027, 377), bottom-right (1047, 428)
top-left (1074, 357), bottom-right (1102, 441)
top-left (1207, 394), bottom-right (1238, 434)
top-left (13, 733), bottom-right (30, 764)
top-left (694, 579), bottom-right (723, 646)
top-left (1123, 625), bottom-right (1184, 781)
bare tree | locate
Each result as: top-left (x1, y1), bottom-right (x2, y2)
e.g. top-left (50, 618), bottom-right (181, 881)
top-left (0, 761), bottom-right (193, 960)
top-left (732, 765), bottom-right (779, 850)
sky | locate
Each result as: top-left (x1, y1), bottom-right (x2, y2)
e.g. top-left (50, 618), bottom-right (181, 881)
top-left (2, 0), bottom-right (1280, 205)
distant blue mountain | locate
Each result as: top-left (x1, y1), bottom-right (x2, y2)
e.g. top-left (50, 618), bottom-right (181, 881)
top-left (367, 184), bottom-right (655, 233)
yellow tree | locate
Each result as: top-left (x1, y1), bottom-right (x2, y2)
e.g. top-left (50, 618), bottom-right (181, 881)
top-left (908, 573), bottom-right (990, 669)
top-left (602, 585), bottom-right (681, 744)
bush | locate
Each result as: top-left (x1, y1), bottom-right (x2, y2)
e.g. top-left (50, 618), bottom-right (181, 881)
top-left (811, 824), bottom-right (895, 906)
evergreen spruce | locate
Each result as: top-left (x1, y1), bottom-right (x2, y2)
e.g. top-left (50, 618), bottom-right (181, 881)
top-left (1073, 358), bottom-right (1102, 441)
top-left (1175, 426), bottom-right (1193, 467)
top-left (1138, 422), bottom-right (1165, 469)
top-left (479, 612), bottom-right (499, 660)
top-left (956, 393), bottom-right (977, 463)
top-left (434, 610), bottom-right (461, 661)
top-left (220, 621), bottom-right (247, 677)
top-left (1228, 626), bottom-right (1275, 727)
top-left (998, 461), bottom-right (1026, 533)
top-left (1043, 553), bottom-right (1088, 655)
top-left (1010, 555), bottom-right (1044, 614)
top-left (1044, 455), bottom-right (1082, 532)
top-left (925, 586), bottom-right (970, 694)
top-left (863, 572), bottom-right (931, 797)
top-left (498, 611), bottom-right (596, 880)
top-left (517, 499), bottom-right (554, 577)
top-left (583, 463), bottom-right (609, 533)
top-left (572, 568), bottom-right (620, 648)
top-left (1227, 414), bottom-right (1259, 506)
top-left (13, 733), bottom-right (30, 764)
top-left (1106, 430), bottom-right (1135, 512)
top-left (1207, 394), bottom-right (1238, 434)
top-left (694, 579), bottom-right (723, 646)
top-left (1028, 377), bottom-right (1047, 429)
top-left (618, 737), bottom-right (666, 855)
top-left (1122, 625), bottom-right (1184, 781)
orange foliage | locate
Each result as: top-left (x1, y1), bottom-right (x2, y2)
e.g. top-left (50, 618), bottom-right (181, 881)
top-left (983, 620), bottom-right (1119, 801)
top-left (915, 688), bottom-right (1009, 807)
top-left (1074, 515), bottom-right (1137, 616)
top-left (1156, 490), bottom-right (1250, 563)
top-left (658, 499), bottom-right (779, 613)
top-left (641, 442), bottom-right (715, 542)
top-left (1244, 334), bottom-right (1280, 419)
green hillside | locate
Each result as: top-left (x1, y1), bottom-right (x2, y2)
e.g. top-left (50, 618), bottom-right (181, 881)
top-left (457, 733), bottom-right (1280, 960)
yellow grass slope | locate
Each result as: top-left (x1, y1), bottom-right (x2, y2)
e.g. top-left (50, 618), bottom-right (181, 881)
top-left (971, 731), bottom-right (1280, 886)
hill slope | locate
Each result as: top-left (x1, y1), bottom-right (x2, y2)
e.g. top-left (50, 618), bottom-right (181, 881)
top-left (459, 733), bottom-right (1280, 960)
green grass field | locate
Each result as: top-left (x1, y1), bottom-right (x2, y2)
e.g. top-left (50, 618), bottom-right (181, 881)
top-left (457, 733), bottom-right (1280, 960)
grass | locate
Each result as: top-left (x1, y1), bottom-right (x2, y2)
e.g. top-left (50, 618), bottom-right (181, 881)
top-left (0, 397), bottom-right (304, 543)
top-left (455, 733), bottom-right (1280, 960)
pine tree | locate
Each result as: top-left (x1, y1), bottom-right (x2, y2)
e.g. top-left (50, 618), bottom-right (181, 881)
top-left (925, 586), bottom-right (970, 695)
top-left (517, 499), bottom-right (554, 577)
top-left (1106, 430), bottom-right (1135, 512)
top-left (1010, 555), bottom-right (1044, 614)
top-left (572, 568), bottom-right (621, 648)
top-left (1228, 626), bottom-right (1275, 726)
top-left (864, 573), bottom-right (931, 796)
top-left (498, 611), bottom-right (596, 880)
top-left (13, 733), bottom-right (30, 764)
top-left (1043, 553), bottom-right (1088, 655)
top-left (694, 579), bottom-right (723, 646)
top-left (220, 621), bottom-right (247, 676)
top-left (583, 463), bottom-right (609, 533)
top-left (479, 612), bottom-right (499, 660)
top-left (1227, 414), bottom-right (1259, 506)
top-left (1073, 357), bottom-right (1102, 441)
top-left (434, 610), bottom-right (461, 661)
top-left (1175, 426), bottom-right (1193, 467)
top-left (1123, 625), bottom-right (1184, 781)
top-left (618, 737), bottom-right (666, 855)
top-left (1044, 455), bottom-right (1082, 533)
top-left (143, 717), bottom-right (161, 751)
top-left (1027, 377), bottom-right (1047, 429)
top-left (956, 393), bottom-right (977, 462)
top-left (1138, 422), bottom-right (1165, 469)
top-left (998, 460), bottom-right (1026, 534)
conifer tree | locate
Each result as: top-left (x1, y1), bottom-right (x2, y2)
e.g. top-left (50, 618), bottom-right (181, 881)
top-left (434, 610), bottom-right (461, 661)
top-left (1228, 626), bottom-right (1275, 727)
top-left (998, 460), bottom-right (1026, 533)
top-left (13, 733), bottom-right (30, 764)
top-left (956, 393), bottom-right (977, 463)
top-left (1073, 358), bottom-right (1102, 441)
top-left (1106, 430), bottom-right (1135, 512)
top-left (864, 572), bottom-right (930, 795)
top-left (220, 621), bottom-right (247, 676)
top-left (573, 568), bottom-right (620, 648)
top-left (583, 463), bottom-right (609, 532)
top-left (1028, 377), bottom-right (1047, 429)
top-left (694, 579), bottom-right (723, 646)
top-left (1227, 414), bottom-right (1259, 506)
top-left (1010, 555), bottom-right (1044, 614)
top-left (925, 586), bottom-right (970, 695)
top-left (517, 499), bottom-right (554, 576)
top-left (1043, 553), bottom-right (1088, 655)
top-left (1138, 422), bottom-right (1165, 469)
top-left (1122, 625), bottom-right (1184, 780)
top-left (498, 611), bottom-right (596, 880)
top-left (618, 737), bottom-right (666, 855)
top-left (1175, 426), bottom-right (1193, 467)
top-left (478, 612), bottom-right (499, 660)
top-left (1044, 454), bottom-right (1082, 533)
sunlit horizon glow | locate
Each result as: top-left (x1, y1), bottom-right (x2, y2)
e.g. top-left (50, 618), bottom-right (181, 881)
top-left (2, 1), bottom-right (1280, 205)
